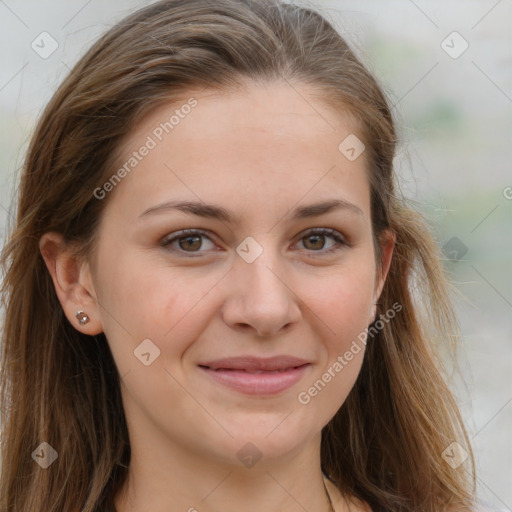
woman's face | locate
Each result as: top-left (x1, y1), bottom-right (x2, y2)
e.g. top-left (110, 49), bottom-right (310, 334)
top-left (85, 81), bottom-right (393, 468)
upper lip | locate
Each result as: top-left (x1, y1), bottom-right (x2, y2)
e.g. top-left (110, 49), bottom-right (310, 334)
top-left (198, 355), bottom-right (310, 372)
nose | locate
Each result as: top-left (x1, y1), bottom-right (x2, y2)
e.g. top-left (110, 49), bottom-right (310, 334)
top-left (221, 248), bottom-right (302, 337)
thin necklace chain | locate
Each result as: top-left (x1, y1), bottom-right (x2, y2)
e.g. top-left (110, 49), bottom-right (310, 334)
top-left (323, 476), bottom-right (335, 512)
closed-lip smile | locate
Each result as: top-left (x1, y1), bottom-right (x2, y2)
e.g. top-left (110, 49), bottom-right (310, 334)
top-left (198, 355), bottom-right (311, 395)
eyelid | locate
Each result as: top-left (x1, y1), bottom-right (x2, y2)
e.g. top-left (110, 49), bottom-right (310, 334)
top-left (160, 228), bottom-right (219, 256)
top-left (296, 226), bottom-right (346, 242)
top-left (293, 227), bottom-right (349, 255)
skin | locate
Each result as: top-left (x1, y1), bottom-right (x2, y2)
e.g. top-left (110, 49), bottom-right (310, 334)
top-left (40, 80), bottom-right (394, 512)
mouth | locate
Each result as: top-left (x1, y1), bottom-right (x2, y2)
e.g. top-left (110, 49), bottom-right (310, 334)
top-left (197, 356), bottom-right (311, 395)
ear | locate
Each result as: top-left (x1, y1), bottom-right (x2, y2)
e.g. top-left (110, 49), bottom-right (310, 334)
top-left (39, 232), bottom-right (103, 335)
top-left (369, 229), bottom-right (396, 323)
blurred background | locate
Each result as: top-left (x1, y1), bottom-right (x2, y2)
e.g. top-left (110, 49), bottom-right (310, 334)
top-left (1, 0), bottom-right (511, 509)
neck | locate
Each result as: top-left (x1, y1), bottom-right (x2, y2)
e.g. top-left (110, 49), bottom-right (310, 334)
top-left (114, 437), bottom-right (336, 511)
top-left (323, 475), bottom-right (335, 512)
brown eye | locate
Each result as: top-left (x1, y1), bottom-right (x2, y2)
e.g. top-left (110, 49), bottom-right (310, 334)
top-left (161, 229), bottom-right (216, 255)
top-left (302, 234), bottom-right (328, 250)
top-left (178, 235), bottom-right (203, 251)
top-left (296, 228), bottom-right (347, 255)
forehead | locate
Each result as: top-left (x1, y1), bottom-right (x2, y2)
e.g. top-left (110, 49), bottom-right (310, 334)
top-left (118, 80), bottom-right (363, 158)
top-left (104, 81), bottom-right (370, 220)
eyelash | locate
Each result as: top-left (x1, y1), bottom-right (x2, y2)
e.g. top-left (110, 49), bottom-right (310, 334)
top-left (160, 228), bottom-right (348, 257)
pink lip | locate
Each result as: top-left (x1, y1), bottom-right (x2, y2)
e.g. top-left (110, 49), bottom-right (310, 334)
top-left (198, 355), bottom-right (311, 395)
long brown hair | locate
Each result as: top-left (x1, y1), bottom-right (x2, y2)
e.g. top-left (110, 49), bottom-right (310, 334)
top-left (1, 1), bottom-right (476, 510)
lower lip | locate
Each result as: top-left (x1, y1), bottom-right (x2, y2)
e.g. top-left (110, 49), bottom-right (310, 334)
top-left (199, 364), bottom-right (310, 395)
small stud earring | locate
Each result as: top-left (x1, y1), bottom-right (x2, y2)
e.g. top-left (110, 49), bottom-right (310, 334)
top-left (75, 310), bottom-right (90, 325)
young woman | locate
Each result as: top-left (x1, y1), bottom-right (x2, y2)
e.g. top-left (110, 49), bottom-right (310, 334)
top-left (1, 1), bottom-right (479, 510)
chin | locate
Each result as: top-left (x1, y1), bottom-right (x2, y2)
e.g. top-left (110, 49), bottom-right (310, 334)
top-left (200, 416), bottom-right (318, 470)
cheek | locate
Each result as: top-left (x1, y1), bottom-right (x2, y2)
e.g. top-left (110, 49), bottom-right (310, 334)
top-left (298, 267), bottom-right (373, 421)
top-left (93, 246), bottom-right (223, 367)
top-left (311, 257), bottom-right (376, 342)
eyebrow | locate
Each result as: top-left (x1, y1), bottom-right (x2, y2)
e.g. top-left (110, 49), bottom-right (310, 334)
top-left (138, 198), bottom-right (364, 223)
